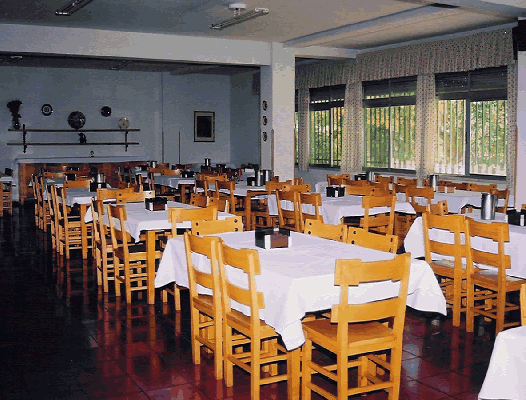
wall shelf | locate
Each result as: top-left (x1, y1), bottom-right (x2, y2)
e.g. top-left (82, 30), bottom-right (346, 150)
top-left (8, 125), bottom-right (140, 153)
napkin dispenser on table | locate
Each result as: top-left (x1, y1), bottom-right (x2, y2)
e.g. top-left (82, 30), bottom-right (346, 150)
top-left (354, 173), bottom-right (367, 181)
top-left (181, 170), bottom-right (195, 178)
top-left (326, 186), bottom-right (345, 197)
top-left (255, 227), bottom-right (290, 249)
top-left (506, 209), bottom-right (526, 226)
top-left (145, 197), bottom-right (167, 211)
top-left (90, 182), bottom-right (107, 192)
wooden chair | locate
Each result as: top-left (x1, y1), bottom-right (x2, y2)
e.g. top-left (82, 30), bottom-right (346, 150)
top-left (343, 184), bottom-right (373, 196)
top-left (422, 212), bottom-right (469, 327)
top-left (55, 186), bottom-right (83, 259)
top-left (63, 178), bottom-right (91, 189)
top-left (392, 183), bottom-right (410, 195)
top-left (191, 216), bottom-right (243, 236)
top-left (218, 242), bottom-right (292, 400)
top-left (275, 189), bottom-right (302, 232)
top-left (115, 190), bottom-right (148, 204)
top-left (360, 195), bottom-right (396, 235)
top-left (490, 188), bottom-right (510, 213)
top-left (327, 174), bottom-right (346, 186)
top-left (303, 219), bottom-right (347, 242)
top-left (397, 176), bottom-right (417, 186)
top-left (215, 179), bottom-right (245, 223)
top-left (183, 233), bottom-right (224, 379)
top-left (521, 284), bottom-right (526, 326)
top-left (246, 190), bottom-right (275, 231)
top-left (189, 192), bottom-right (208, 207)
top-left (1, 182), bottom-right (13, 216)
top-left (466, 219), bottom-right (526, 335)
top-left (91, 199), bottom-right (118, 295)
top-left (375, 175), bottom-right (394, 184)
top-left (35, 177), bottom-right (51, 230)
top-left (167, 205), bottom-right (218, 238)
top-left (301, 253), bottom-right (411, 400)
top-left (406, 186), bottom-right (434, 214)
top-left (207, 196), bottom-right (228, 212)
top-left (282, 183), bottom-right (312, 193)
top-left (46, 185), bottom-right (58, 250)
top-left (346, 227), bottom-right (399, 254)
top-left (107, 204), bottom-right (163, 304)
top-left (96, 187), bottom-right (134, 201)
top-left (300, 192), bottom-right (323, 229)
top-left (42, 170), bottom-right (65, 179)
top-left (265, 180), bottom-right (292, 193)
top-left (466, 182), bottom-right (497, 192)
top-left (427, 200), bottom-right (449, 216)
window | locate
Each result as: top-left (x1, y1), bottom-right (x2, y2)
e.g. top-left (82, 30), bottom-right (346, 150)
top-left (308, 85), bottom-right (345, 167)
top-left (435, 67), bottom-right (507, 177)
top-left (363, 77), bottom-right (417, 170)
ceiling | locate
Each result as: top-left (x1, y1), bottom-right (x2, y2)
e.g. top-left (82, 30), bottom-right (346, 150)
top-left (0, 0), bottom-right (524, 74)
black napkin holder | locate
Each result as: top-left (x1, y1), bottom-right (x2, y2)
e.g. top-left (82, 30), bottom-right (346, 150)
top-left (247, 177), bottom-right (258, 186)
top-left (506, 209), bottom-right (526, 226)
top-left (326, 186), bottom-right (345, 197)
top-left (181, 170), bottom-right (195, 178)
top-left (90, 182), bottom-right (107, 192)
top-left (354, 173), bottom-right (367, 181)
top-left (145, 197), bottom-right (167, 211)
top-left (255, 227), bottom-right (290, 249)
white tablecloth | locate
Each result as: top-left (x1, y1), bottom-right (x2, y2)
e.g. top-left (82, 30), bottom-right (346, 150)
top-left (478, 325), bottom-right (526, 400)
top-left (155, 176), bottom-right (195, 189)
top-left (432, 190), bottom-right (513, 213)
top-left (155, 231), bottom-right (446, 350)
top-left (404, 210), bottom-right (526, 279)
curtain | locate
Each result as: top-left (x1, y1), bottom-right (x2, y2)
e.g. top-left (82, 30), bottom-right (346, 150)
top-left (341, 82), bottom-right (363, 173)
top-left (506, 63), bottom-right (518, 192)
top-left (415, 75), bottom-right (437, 179)
top-left (297, 88), bottom-right (310, 171)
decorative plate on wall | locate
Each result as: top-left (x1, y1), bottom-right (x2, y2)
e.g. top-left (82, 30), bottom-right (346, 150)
top-left (100, 106), bottom-right (112, 117)
top-left (262, 116), bottom-right (267, 125)
top-left (118, 117), bottom-right (130, 129)
top-left (41, 104), bottom-right (53, 116)
top-left (68, 111), bottom-right (86, 130)
top-left (262, 100), bottom-right (267, 111)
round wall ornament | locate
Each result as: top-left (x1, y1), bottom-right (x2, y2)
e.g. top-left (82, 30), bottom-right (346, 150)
top-left (68, 111), bottom-right (86, 130)
top-left (100, 106), bottom-right (112, 117)
top-left (262, 100), bottom-right (267, 111)
top-left (262, 131), bottom-right (268, 142)
top-left (118, 117), bottom-right (130, 129)
top-left (41, 104), bottom-right (53, 116)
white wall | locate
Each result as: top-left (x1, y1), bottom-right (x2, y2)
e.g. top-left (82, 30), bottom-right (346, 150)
top-left (229, 72), bottom-right (260, 167)
top-left (515, 51), bottom-right (526, 208)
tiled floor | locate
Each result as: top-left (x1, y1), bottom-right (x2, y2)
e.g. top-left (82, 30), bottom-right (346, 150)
top-left (0, 205), bottom-right (497, 399)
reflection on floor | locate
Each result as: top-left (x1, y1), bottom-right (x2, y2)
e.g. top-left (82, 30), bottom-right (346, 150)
top-left (0, 206), bottom-right (495, 399)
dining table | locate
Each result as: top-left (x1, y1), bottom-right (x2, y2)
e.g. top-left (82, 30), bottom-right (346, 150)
top-left (404, 210), bottom-right (526, 279)
top-left (155, 230), bottom-right (446, 399)
top-left (431, 189), bottom-right (514, 214)
top-left (478, 325), bottom-right (526, 400)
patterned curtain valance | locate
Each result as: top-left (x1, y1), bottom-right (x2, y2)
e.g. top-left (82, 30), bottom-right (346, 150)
top-left (295, 59), bottom-right (353, 89)
top-left (354, 28), bottom-right (514, 82)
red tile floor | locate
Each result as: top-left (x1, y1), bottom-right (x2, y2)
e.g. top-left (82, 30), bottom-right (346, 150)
top-left (0, 206), bottom-right (497, 399)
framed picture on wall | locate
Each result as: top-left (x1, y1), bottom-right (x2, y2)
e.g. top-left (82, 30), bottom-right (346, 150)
top-left (194, 111), bottom-right (215, 142)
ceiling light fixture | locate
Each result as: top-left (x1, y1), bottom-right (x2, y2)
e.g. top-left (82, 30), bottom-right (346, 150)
top-left (210, 3), bottom-right (269, 30)
top-left (55, 0), bottom-right (95, 16)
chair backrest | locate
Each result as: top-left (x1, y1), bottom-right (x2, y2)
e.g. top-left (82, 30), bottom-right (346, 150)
top-left (392, 183), bottom-right (409, 194)
top-left (218, 242), bottom-right (265, 328)
top-left (184, 232), bottom-right (222, 311)
top-left (107, 204), bottom-right (133, 251)
top-left (43, 170), bottom-right (65, 179)
top-left (467, 219), bottom-right (510, 283)
top-left (422, 212), bottom-right (470, 272)
top-left (397, 177), bottom-right (417, 186)
top-left (343, 184), bottom-right (373, 196)
top-left (299, 192), bottom-right (322, 225)
top-left (96, 187), bottom-right (134, 201)
top-left (282, 183), bottom-right (312, 193)
top-left (375, 175), bottom-right (394, 184)
top-left (466, 182), bottom-right (497, 192)
top-left (346, 227), bottom-right (398, 254)
top-left (275, 189), bottom-right (302, 232)
top-left (360, 195), bottom-right (396, 235)
top-left (115, 190), bottom-right (147, 204)
top-left (490, 187), bottom-right (510, 212)
top-left (303, 219), bottom-right (347, 242)
top-left (189, 192), bottom-right (208, 208)
top-left (521, 284), bottom-right (526, 326)
top-left (331, 253), bottom-right (411, 343)
top-left (265, 180), bottom-right (292, 192)
top-left (207, 196), bottom-right (228, 212)
top-left (91, 198), bottom-right (109, 250)
top-left (167, 205), bottom-right (218, 237)
top-left (63, 178), bottom-right (91, 189)
top-left (327, 174), bottom-right (347, 186)
top-left (427, 200), bottom-right (449, 216)
top-left (215, 180), bottom-right (236, 212)
top-left (406, 186), bottom-right (434, 214)
top-left (294, 177), bottom-right (304, 185)
top-left (191, 216), bottom-right (243, 236)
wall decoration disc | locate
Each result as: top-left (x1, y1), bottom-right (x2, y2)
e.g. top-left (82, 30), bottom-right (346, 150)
top-left (262, 100), bottom-right (267, 111)
top-left (262, 115), bottom-right (267, 125)
top-left (68, 111), bottom-right (86, 130)
top-left (100, 106), bottom-right (112, 117)
top-left (118, 117), bottom-right (130, 129)
top-left (262, 131), bottom-right (268, 142)
top-left (41, 104), bottom-right (53, 116)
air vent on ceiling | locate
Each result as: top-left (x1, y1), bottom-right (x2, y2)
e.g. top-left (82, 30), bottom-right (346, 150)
top-left (429, 3), bottom-right (459, 9)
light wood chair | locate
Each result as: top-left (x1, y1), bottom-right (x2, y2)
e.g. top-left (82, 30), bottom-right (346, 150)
top-left (191, 216), bottom-right (243, 236)
top-left (47, 184), bottom-right (58, 251)
top-left (392, 183), bottom-right (410, 195)
top-left (115, 190), bottom-right (148, 204)
top-left (34, 176), bottom-right (50, 230)
top-left (301, 253), bottom-right (411, 400)
top-left (42, 170), bottom-right (65, 179)
top-left (427, 200), bottom-right (449, 216)
top-left (206, 196), bottom-right (228, 212)
top-left (282, 183), bottom-right (312, 193)
top-left (406, 186), bottom-right (434, 214)
top-left (218, 241), bottom-right (292, 400)
top-left (422, 212), bottom-right (469, 327)
top-left (189, 192), bottom-right (208, 207)
top-left (466, 219), bottom-right (526, 335)
top-left (360, 195), bottom-right (396, 235)
top-left (521, 284), bottom-right (526, 326)
top-left (303, 219), bottom-right (347, 242)
top-left (346, 227), bottom-right (398, 254)
top-left (300, 192), bottom-right (323, 229)
top-left (91, 199), bottom-right (118, 295)
top-left (343, 184), bottom-right (373, 196)
top-left (107, 204), bottom-right (163, 304)
top-left (96, 187), bottom-right (134, 201)
top-left (215, 179), bottom-right (246, 225)
top-left (466, 182), bottom-right (497, 192)
top-left (275, 189), bottom-right (303, 232)
top-left (167, 205), bottom-right (219, 238)
top-left (265, 180), bottom-right (292, 192)
top-left (397, 176), bottom-right (417, 186)
top-left (55, 186), bottom-right (83, 259)
top-left (63, 178), bottom-right (91, 189)
top-left (246, 190), bottom-right (275, 231)
top-left (184, 233), bottom-right (224, 379)
top-left (375, 175), bottom-right (394, 184)
top-left (1, 182), bottom-right (13, 216)
top-left (490, 188), bottom-right (510, 213)
top-left (327, 174), bottom-right (347, 186)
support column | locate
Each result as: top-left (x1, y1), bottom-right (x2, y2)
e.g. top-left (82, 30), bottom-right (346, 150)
top-left (260, 43), bottom-right (295, 181)
top-left (515, 51), bottom-right (526, 208)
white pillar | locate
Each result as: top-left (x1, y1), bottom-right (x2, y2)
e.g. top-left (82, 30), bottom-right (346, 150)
top-left (515, 51), bottom-right (526, 208)
top-left (260, 43), bottom-right (295, 181)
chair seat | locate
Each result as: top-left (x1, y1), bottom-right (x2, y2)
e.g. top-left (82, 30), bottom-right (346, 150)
top-left (226, 308), bottom-right (279, 339)
top-left (471, 269), bottom-right (526, 286)
top-left (431, 259), bottom-right (467, 278)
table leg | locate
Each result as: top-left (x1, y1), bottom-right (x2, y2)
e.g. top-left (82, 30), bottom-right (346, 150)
top-left (288, 347), bottom-right (301, 400)
top-left (80, 204), bottom-right (89, 259)
top-left (146, 230), bottom-right (156, 305)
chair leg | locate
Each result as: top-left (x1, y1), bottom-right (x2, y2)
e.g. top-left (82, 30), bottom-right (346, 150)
top-left (302, 337), bottom-right (313, 400)
top-left (495, 290), bottom-right (506, 335)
